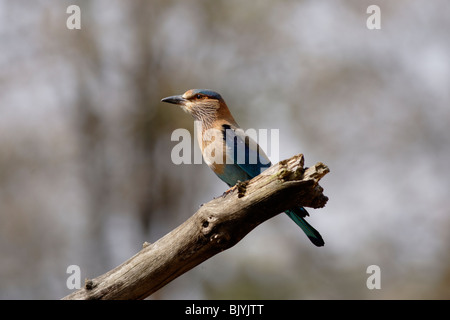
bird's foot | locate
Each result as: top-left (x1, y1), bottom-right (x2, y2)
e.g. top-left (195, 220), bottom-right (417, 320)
top-left (221, 180), bottom-right (248, 198)
top-left (221, 185), bottom-right (237, 198)
top-left (236, 180), bottom-right (248, 198)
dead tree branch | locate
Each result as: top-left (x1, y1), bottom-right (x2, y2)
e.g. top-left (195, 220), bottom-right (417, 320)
top-left (62, 154), bottom-right (329, 300)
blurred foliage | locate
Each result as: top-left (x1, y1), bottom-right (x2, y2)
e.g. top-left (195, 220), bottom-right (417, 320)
top-left (0, 0), bottom-right (449, 299)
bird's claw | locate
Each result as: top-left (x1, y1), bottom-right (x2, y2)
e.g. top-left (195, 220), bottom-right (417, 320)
top-left (221, 185), bottom-right (237, 198)
top-left (221, 180), bottom-right (248, 198)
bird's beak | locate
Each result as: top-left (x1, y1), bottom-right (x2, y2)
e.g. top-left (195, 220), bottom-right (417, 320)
top-left (161, 95), bottom-right (187, 105)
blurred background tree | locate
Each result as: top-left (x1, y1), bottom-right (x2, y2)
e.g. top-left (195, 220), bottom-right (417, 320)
top-left (0, 0), bottom-right (449, 299)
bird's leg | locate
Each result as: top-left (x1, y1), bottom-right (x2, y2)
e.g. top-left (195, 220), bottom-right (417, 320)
top-left (221, 180), bottom-right (248, 198)
top-left (221, 185), bottom-right (237, 197)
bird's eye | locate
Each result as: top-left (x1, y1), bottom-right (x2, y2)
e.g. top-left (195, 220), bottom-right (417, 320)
top-left (196, 94), bottom-right (203, 99)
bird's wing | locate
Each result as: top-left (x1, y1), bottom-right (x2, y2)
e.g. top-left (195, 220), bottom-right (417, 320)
top-left (223, 124), bottom-right (272, 178)
top-left (223, 124), bottom-right (325, 247)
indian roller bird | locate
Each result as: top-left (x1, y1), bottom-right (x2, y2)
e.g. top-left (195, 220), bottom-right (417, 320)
top-left (161, 89), bottom-right (324, 246)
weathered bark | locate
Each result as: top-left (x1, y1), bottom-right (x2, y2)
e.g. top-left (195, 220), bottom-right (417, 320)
top-left (62, 154), bottom-right (329, 300)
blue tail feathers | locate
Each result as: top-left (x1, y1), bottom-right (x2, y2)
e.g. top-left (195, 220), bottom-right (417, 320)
top-left (284, 207), bottom-right (325, 247)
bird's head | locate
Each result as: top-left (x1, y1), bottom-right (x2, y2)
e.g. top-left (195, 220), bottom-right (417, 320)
top-left (161, 89), bottom-right (235, 127)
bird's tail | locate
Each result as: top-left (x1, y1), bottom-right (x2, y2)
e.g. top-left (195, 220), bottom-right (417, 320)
top-left (284, 207), bottom-right (325, 247)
